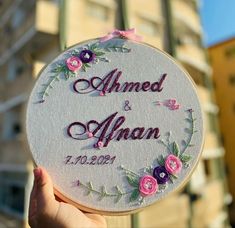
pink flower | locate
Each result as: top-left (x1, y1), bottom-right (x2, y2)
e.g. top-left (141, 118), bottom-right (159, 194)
top-left (66, 56), bottom-right (82, 72)
top-left (164, 99), bottom-right (180, 110)
top-left (139, 175), bottom-right (158, 197)
top-left (165, 154), bottom-right (182, 174)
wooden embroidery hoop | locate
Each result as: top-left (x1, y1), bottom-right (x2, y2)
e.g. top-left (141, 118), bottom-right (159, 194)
top-left (25, 38), bottom-right (205, 215)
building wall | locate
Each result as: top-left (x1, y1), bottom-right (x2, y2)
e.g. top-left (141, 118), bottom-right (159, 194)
top-left (209, 38), bottom-right (235, 223)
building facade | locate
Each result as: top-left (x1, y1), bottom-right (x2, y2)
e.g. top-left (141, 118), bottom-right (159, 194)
top-left (208, 37), bottom-right (235, 224)
top-left (0, 0), bottom-right (230, 227)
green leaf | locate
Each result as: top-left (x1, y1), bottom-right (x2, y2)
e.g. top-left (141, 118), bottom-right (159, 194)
top-left (82, 64), bottom-right (87, 72)
top-left (115, 185), bottom-right (123, 194)
top-left (145, 166), bottom-right (152, 174)
top-left (170, 174), bottom-right (178, 179)
top-left (172, 142), bottom-right (180, 157)
top-left (157, 155), bottom-right (165, 166)
top-left (129, 189), bottom-right (140, 202)
top-left (99, 186), bottom-right (107, 200)
top-left (90, 43), bottom-right (98, 50)
top-left (70, 71), bottom-right (76, 77)
top-left (180, 154), bottom-right (192, 163)
top-left (115, 194), bottom-right (122, 203)
top-left (185, 128), bottom-right (193, 134)
top-left (86, 182), bottom-right (93, 195)
top-left (181, 140), bottom-right (187, 146)
top-left (169, 174), bottom-right (177, 183)
top-left (94, 51), bottom-right (105, 56)
top-left (52, 68), bottom-right (59, 73)
top-left (126, 175), bottom-right (139, 187)
top-left (84, 63), bottom-right (91, 68)
top-left (114, 186), bottom-right (123, 203)
top-left (185, 118), bottom-right (192, 123)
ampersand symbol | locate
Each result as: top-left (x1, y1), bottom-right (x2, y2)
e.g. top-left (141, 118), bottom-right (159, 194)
top-left (124, 100), bottom-right (131, 111)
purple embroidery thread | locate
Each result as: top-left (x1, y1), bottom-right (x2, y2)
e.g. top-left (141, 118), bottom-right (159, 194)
top-left (73, 69), bottom-right (167, 95)
top-left (67, 112), bottom-right (160, 147)
top-left (124, 100), bottom-right (131, 111)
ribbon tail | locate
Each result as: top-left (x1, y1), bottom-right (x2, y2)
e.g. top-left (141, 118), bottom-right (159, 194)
top-left (122, 28), bottom-right (143, 42)
top-left (125, 33), bottom-right (143, 42)
top-left (99, 33), bottom-right (115, 42)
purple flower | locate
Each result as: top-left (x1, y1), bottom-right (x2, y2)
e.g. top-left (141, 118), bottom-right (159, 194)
top-left (79, 50), bottom-right (95, 63)
top-left (153, 166), bottom-right (169, 184)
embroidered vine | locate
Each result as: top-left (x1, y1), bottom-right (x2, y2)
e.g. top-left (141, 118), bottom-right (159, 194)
top-left (75, 109), bottom-right (196, 204)
top-left (38, 41), bottom-right (131, 103)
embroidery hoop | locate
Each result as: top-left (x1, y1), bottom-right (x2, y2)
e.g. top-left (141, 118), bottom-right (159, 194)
top-left (26, 38), bottom-right (205, 215)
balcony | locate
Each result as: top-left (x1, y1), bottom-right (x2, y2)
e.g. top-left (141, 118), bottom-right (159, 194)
top-left (67, 0), bottom-right (117, 46)
top-left (196, 86), bottom-right (211, 104)
top-left (204, 132), bottom-right (219, 151)
top-left (176, 44), bottom-right (211, 74)
top-left (127, 0), bottom-right (164, 49)
top-left (0, 139), bottom-right (29, 164)
top-left (0, 0), bottom-right (59, 66)
top-left (172, 0), bottom-right (201, 35)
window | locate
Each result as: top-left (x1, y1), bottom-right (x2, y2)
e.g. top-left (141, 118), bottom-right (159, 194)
top-left (7, 57), bottom-right (25, 81)
top-left (0, 171), bottom-right (27, 217)
top-left (10, 8), bottom-right (26, 29)
top-left (2, 108), bottom-right (22, 140)
top-left (86, 1), bottom-right (109, 21)
top-left (176, 33), bottom-right (201, 47)
top-left (229, 74), bottom-right (235, 85)
top-left (225, 46), bottom-right (235, 58)
top-left (138, 17), bottom-right (159, 36)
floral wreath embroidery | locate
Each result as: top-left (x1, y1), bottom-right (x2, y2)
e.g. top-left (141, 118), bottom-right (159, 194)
top-left (38, 41), bottom-right (131, 103)
top-left (75, 109), bottom-right (196, 204)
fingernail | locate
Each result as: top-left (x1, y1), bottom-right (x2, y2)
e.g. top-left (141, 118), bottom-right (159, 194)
top-left (33, 168), bottom-right (41, 181)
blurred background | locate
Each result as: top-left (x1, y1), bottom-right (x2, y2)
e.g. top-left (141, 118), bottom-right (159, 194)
top-left (0, 0), bottom-right (234, 227)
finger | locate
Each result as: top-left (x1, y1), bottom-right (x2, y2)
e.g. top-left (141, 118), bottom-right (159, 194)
top-left (35, 167), bottom-right (56, 207)
top-left (28, 169), bottom-right (38, 226)
top-left (29, 167), bottom-right (59, 227)
top-left (85, 213), bottom-right (107, 228)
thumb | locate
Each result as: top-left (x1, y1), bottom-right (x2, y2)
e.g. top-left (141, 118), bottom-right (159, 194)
top-left (34, 167), bottom-right (57, 208)
top-left (29, 167), bottom-right (59, 227)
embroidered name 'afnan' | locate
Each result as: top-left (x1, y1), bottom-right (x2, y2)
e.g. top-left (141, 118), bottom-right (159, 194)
top-left (73, 68), bottom-right (167, 95)
top-left (67, 112), bottom-right (160, 148)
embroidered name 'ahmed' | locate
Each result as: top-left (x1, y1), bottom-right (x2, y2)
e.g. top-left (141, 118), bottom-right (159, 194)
top-left (73, 68), bottom-right (167, 95)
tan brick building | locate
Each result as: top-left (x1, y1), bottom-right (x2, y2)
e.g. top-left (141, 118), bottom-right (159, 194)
top-left (209, 37), bottom-right (235, 224)
top-left (0, 0), bottom-right (230, 227)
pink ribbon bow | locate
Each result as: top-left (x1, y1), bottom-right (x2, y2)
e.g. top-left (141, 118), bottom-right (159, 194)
top-left (100, 28), bottom-right (143, 42)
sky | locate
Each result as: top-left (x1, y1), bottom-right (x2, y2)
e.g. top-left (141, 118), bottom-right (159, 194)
top-left (200, 0), bottom-right (235, 47)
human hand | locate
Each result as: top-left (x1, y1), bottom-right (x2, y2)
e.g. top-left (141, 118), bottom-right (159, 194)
top-left (29, 167), bottom-right (107, 228)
